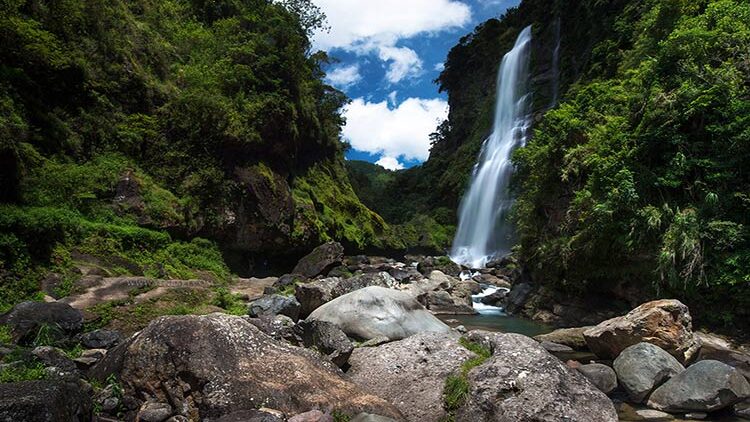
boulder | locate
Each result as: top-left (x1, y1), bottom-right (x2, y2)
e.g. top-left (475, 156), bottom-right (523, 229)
top-left (577, 363), bottom-right (618, 394)
top-left (387, 267), bottom-right (423, 284)
top-left (613, 342), bottom-right (685, 403)
top-left (346, 332), bottom-right (474, 422)
top-left (307, 286), bottom-right (450, 341)
top-left (80, 329), bottom-right (122, 349)
top-left (295, 272), bottom-right (396, 317)
top-left (137, 402), bottom-right (173, 422)
top-left (583, 300), bottom-right (701, 364)
top-left (288, 410), bottom-right (333, 422)
top-left (95, 313), bottom-right (401, 420)
top-left (457, 331), bottom-right (618, 422)
top-left (292, 242), bottom-right (345, 278)
top-left (0, 301), bottom-right (83, 344)
top-left (479, 289), bottom-right (507, 306)
top-left (214, 409), bottom-right (284, 422)
top-left (351, 413), bottom-right (398, 422)
top-left (695, 331), bottom-right (750, 381)
top-left (248, 294), bottom-right (301, 321)
top-left (273, 273), bottom-right (306, 289)
top-left (504, 283), bottom-right (533, 314)
top-left (540, 341), bottom-right (575, 354)
top-left (736, 399), bottom-right (750, 419)
top-left (648, 360), bottom-right (750, 412)
top-left (247, 315), bottom-right (300, 345)
top-left (0, 380), bottom-right (92, 421)
top-left (415, 256), bottom-right (461, 277)
top-left (295, 320), bottom-right (353, 368)
top-left (425, 290), bottom-right (475, 315)
top-left (534, 326), bottom-right (592, 351)
top-left (31, 346), bottom-right (78, 373)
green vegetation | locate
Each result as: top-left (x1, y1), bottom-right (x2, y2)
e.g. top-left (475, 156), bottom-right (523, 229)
top-left (0, 325), bottom-right (12, 345)
top-left (512, 0), bottom-right (750, 329)
top-left (0, 0), bottom-right (393, 314)
top-left (443, 338), bottom-right (492, 415)
top-left (0, 361), bottom-right (46, 383)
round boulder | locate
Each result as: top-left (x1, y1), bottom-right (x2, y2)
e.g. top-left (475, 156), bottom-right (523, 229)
top-left (647, 360), bottom-right (750, 413)
top-left (307, 286), bottom-right (450, 341)
top-left (248, 294), bottom-right (301, 322)
top-left (613, 342), bottom-right (685, 403)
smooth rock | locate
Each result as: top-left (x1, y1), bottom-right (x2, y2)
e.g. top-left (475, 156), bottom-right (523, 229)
top-left (31, 346), bottom-right (77, 373)
top-left (351, 413), bottom-right (398, 422)
top-left (534, 326), bottom-right (593, 351)
top-left (540, 341), bottom-right (575, 354)
top-left (292, 242), bottom-right (344, 278)
top-left (137, 402), bottom-right (172, 422)
top-left (307, 286), bottom-right (450, 341)
top-left (296, 272), bottom-right (395, 317)
top-left (457, 331), bottom-right (618, 421)
top-left (288, 410), bottom-right (333, 422)
top-left (648, 360), bottom-right (750, 412)
top-left (613, 342), bottom-right (685, 403)
top-left (583, 299), bottom-right (701, 364)
top-left (634, 409), bottom-right (673, 420)
top-left (577, 363), bottom-right (618, 394)
top-left (248, 294), bottom-right (301, 321)
top-left (504, 282), bottom-right (533, 314)
top-left (0, 380), bottom-right (92, 421)
top-left (80, 329), bottom-right (122, 349)
top-left (296, 320), bottom-right (353, 368)
top-left (696, 331), bottom-right (750, 381)
top-left (346, 332), bottom-right (473, 422)
top-left (94, 313), bottom-right (401, 419)
top-left (0, 301), bottom-right (83, 344)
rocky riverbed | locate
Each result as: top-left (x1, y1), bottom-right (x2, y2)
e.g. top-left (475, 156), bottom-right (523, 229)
top-left (0, 242), bottom-right (749, 421)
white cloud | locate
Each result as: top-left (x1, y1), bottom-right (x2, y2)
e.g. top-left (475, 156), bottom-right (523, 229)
top-left (434, 62), bottom-right (445, 71)
top-left (325, 64), bottom-right (362, 88)
top-left (375, 156), bottom-right (405, 171)
top-left (342, 97), bottom-right (449, 162)
top-left (313, 0), bottom-right (472, 51)
top-left (387, 91), bottom-right (398, 106)
top-left (378, 46), bottom-right (423, 83)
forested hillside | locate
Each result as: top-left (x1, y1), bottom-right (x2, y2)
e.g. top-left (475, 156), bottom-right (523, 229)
top-left (0, 0), bottom-right (397, 310)
top-left (357, 0), bottom-right (750, 331)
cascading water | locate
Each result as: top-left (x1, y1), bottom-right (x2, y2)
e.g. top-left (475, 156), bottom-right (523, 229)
top-left (450, 26), bottom-right (533, 269)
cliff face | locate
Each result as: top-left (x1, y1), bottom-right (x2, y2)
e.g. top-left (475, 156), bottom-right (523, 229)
top-left (0, 0), bottom-right (395, 281)
top-left (403, 0), bottom-right (750, 331)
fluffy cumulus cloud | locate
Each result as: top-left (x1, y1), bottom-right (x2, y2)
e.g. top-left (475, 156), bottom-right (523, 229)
top-left (313, 0), bottom-right (472, 51)
top-left (342, 97), bottom-right (449, 162)
top-left (315, 0), bottom-right (471, 84)
top-left (378, 46), bottom-right (423, 83)
top-left (325, 64), bottom-right (362, 88)
top-left (375, 156), bottom-right (405, 171)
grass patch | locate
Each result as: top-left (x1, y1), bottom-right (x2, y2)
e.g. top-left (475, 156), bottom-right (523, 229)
top-left (213, 287), bottom-right (246, 316)
top-left (443, 338), bottom-right (492, 414)
top-left (0, 361), bottom-right (46, 383)
top-left (0, 325), bottom-right (11, 344)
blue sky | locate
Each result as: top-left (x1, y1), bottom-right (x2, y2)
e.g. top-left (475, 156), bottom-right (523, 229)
top-left (311, 0), bottom-right (520, 170)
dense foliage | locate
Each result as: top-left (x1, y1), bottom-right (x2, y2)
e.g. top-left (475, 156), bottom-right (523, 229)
top-left (513, 0), bottom-right (750, 328)
top-left (0, 0), bottom-right (392, 309)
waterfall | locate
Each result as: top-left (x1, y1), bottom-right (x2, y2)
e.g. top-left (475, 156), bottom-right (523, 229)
top-left (550, 17), bottom-right (561, 108)
top-left (450, 26), bottom-right (533, 269)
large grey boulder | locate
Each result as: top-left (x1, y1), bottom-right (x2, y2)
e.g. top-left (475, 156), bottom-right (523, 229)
top-left (295, 272), bottom-right (396, 317)
top-left (79, 329), bottom-right (122, 349)
top-left (346, 332), bottom-right (474, 422)
top-left (504, 282), bottom-right (533, 314)
top-left (696, 331), bottom-right (750, 381)
top-left (613, 342), bottom-right (685, 403)
top-left (534, 326), bottom-right (593, 351)
top-left (577, 363), bottom-right (618, 394)
top-left (0, 380), bottom-right (92, 421)
top-left (94, 313), bottom-right (402, 420)
top-left (583, 299), bottom-right (701, 364)
top-left (307, 286), bottom-right (450, 341)
top-left (248, 294), bottom-right (301, 321)
top-left (0, 301), bottom-right (83, 344)
top-left (292, 242), bottom-right (345, 278)
top-left (457, 331), bottom-right (618, 421)
top-left (648, 360), bottom-right (750, 412)
top-left (295, 320), bottom-right (353, 368)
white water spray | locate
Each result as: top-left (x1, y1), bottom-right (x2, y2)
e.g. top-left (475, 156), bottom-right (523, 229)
top-left (450, 26), bottom-right (533, 269)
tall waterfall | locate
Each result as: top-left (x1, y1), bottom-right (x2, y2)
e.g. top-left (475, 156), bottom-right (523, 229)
top-left (450, 26), bottom-right (532, 269)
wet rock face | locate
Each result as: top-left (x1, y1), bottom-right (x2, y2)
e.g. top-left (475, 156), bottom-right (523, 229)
top-left (0, 301), bottom-right (83, 344)
top-left (292, 242), bottom-right (345, 278)
top-left (613, 342), bottom-right (685, 403)
top-left (583, 299), bottom-right (701, 364)
top-left (307, 286), bottom-right (451, 341)
top-left (99, 313), bottom-right (401, 421)
top-left (0, 380), bottom-right (93, 421)
top-left (648, 360), bottom-right (750, 413)
top-left (248, 294), bottom-right (301, 322)
top-left (346, 332), bottom-right (473, 422)
top-left (458, 331), bottom-right (619, 422)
